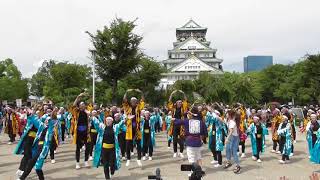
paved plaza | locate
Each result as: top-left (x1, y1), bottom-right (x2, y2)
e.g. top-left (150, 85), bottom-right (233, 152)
top-left (0, 131), bottom-right (318, 180)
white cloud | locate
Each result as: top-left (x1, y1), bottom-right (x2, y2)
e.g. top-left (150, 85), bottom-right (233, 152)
top-left (0, 0), bottom-right (319, 76)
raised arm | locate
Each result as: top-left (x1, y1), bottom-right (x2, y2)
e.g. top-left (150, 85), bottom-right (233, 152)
top-left (114, 118), bottom-right (125, 134)
top-left (277, 123), bottom-right (289, 135)
top-left (135, 89), bottom-right (144, 102)
top-left (214, 102), bottom-right (223, 111)
top-left (73, 93), bottom-right (86, 107)
top-left (206, 105), bottom-right (224, 123)
top-left (123, 89), bottom-right (134, 103)
top-left (168, 90), bottom-right (177, 103)
top-left (178, 90), bottom-right (187, 101)
top-left (123, 90), bottom-right (128, 103)
top-left (51, 107), bottom-right (59, 120)
top-left (91, 116), bottom-right (102, 130)
top-left (246, 123), bottom-right (254, 134)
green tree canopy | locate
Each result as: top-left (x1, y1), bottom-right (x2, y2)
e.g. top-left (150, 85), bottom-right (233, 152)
top-left (87, 18), bottom-right (143, 104)
top-left (0, 58), bottom-right (28, 101)
top-left (29, 60), bottom-right (56, 98)
top-left (30, 60), bottom-right (91, 106)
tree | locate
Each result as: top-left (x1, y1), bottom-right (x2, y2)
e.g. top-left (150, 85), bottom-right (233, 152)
top-left (87, 18), bottom-right (143, 104)
top-left (0, 58), bottom-right (29, 101)
top-left (44, 62), bottom-right (91, 105)
top-left (273, 62), bottom-right (302, 104)
top-left (258, 64), bottom-right (292, 103)
top-left (232, 73), bottom-right (262, 105)
top-left (194, 72), bottom-right (261, 105)
top-left (302, 54), bottom-right (320, 104)
top-left (172, 80), bottom-right (196, 103)
top-left (30, 60), bottom-right (91, 105)
top-left (94, 81), bottom-right (112, 105)
top-left (122, 57), bottom-right (166, 104)
top-left (29, 60), bottom-right (56, 98)
top-left (272, 54), bottom-right (320, 105)
top-left (194, 72), bottom-right (232, 103)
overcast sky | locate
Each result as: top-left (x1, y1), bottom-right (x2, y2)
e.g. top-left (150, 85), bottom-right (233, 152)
top-left (0, 0), bottom-right (319, 77)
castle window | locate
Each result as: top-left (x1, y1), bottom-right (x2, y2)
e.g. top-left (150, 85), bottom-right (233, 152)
top-left (188, 46), bottom-right (196, 50)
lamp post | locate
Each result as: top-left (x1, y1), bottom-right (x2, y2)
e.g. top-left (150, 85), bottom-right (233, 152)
top-left (92, 52), bottom-right (96, 104)
top-left (86, 30), bottom-right (96, 104)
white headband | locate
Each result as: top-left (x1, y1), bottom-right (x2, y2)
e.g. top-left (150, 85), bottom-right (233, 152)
top-left (106, 117), bottom-right (113, 121)
top-left (214, 110), bottom-right (220, 115)
top-left (311, 114), bottom-right (317, 118)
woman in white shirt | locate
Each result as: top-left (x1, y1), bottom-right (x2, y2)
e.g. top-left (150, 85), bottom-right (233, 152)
top-left (224, 109), bottom-right (241, 174)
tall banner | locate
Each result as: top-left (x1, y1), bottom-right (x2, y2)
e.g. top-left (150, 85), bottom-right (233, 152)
top-left (16, 99), bottom-right (22, 108)
top-left (291, 108), bottom-right (304, 120)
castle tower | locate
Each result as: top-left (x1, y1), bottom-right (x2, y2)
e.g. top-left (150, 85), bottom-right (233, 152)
top-left (159, 19), bottom-right (223, 89)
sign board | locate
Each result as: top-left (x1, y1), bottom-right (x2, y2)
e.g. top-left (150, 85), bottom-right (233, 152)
top-left (291, 108), bottom-right (304, 120)
top-left (16, 99), bottom-right (22, 108)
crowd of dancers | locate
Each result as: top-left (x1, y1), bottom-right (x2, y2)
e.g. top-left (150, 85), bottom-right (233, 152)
top-left (0, 89), bottom-right (319, 179)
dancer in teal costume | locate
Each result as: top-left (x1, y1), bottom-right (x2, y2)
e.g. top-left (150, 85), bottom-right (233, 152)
top-left (165, 111), bottom-right (173, 148)
top-left (277, 115), bottom-right (292, 164)
top-left (306, 114), bottom-right (320, 164)
top-left (19, 108), bottom-right (58, 180)
top-left (14, 110), bottom-right (46, 177)
top-left (206, 109), bottom-right (226, 167)
top-left (140, 111), bottom-right (156, 160)
top-left (247, 116), bottom-right (268, 163)
top-left (92, 115), bottom-right (124, 179)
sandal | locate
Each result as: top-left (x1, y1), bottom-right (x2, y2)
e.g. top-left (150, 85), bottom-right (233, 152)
top-left (224, 162), bottom-right (232, 169)
top-left (233, 165), bottom-right (241, 174)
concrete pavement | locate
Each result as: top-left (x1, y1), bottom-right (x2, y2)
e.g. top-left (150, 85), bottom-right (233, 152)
top-left (0, 131), bottom-right (318, 180)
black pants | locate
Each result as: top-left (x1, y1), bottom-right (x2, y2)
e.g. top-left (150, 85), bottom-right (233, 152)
top-left (173, 133), bottom-right (184, 153)
top-left (76, 131), bottom-right (89, 162)
top-left (282, 154), bottom-right (289, 161)
top-left (254, 138), bottom-right (263, 159)
top-left (292, 124), bottom-right (296, 141)
top-left (126, 129), bottom-right (141, 160)
top-left (131, 142), bottom-right (134, 153)
top-left (61, 123), bottom-right (66, 142)
top-left (273, 140), bottom-right (279, 151)
top-left (118, 132), bottom-right (126, 157)
top-left (50, 137), bottom-right (57, 160)
top-left (20, 145), bottom-right (45, 180)
top-left (210, 135), bottom-right (222, 165)
top-left (312, 134), bottom-right (317, 147)
top-left (279, 136), bottom-right (286, 153)
top-left (210, 135), bottom-right (217, 156)
top-left (239, 140), bottom-right (245, 153)
top-left (202, 136), bottom-right (207, 144)
top-left (126, 139), bottom-right (141, 160)
top-left (18, 136), bottom-right (35, 171)
top-left (8, 123), bottom-right (15, 142)
top-left (168, 139), bottom-right (172, 147)
top-left (214, 151), bottom-right (222, 165)
top-left (101, 148), bottom-right (116, 179)
top-left (89, 132), bottom-right (98, 156)
top-left (142, 133), bottom-right (153, 157)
